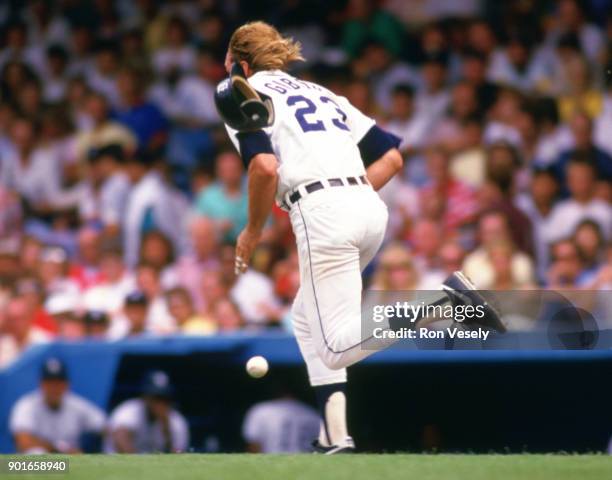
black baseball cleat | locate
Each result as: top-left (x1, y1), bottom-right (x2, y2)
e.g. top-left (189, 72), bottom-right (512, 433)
top-left (442, 271), bottom-right (507, 333)
top-left (312, 437), bottom-right (355, 454)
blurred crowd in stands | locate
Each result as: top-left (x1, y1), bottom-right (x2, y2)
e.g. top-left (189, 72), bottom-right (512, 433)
top-left (1, 0), bottom-right (612, 368)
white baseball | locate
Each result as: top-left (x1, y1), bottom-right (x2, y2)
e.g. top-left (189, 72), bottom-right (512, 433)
top-left (246, 355), bottom-right (269, 378)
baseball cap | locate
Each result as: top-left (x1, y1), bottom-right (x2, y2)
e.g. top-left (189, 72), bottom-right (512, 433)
top-left (125, 291), bottom-right (148, 306)
top-left (41, 357), bottom-right (68, 381)
top-left (142, 370), bottom-right (174, 398)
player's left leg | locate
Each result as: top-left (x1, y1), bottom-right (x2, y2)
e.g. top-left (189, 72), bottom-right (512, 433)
top-left (292, 289), bottom-right (354, 453)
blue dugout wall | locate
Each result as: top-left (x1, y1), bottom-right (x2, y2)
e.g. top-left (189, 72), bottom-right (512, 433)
top-left (1, 332), bottom-right (611, 453)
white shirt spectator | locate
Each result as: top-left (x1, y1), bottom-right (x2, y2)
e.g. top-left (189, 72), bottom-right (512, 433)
top-left (79, 172), bottom-right (130, 228)
top-left (414, 89), bottom-right (449, 127)
top-left (544, 198), bottom-right (612, 244)
top-left (105, 398), bottom-right (189, 453)
top-left (152, 46), bottom-right (196, 75)
top-left (0, 146), bottom-right (62, 207)
top-left (483, 121), bottom-right (522, 147)
top-left (534, 125), bottom-right (574, 165)
top-left (372, 63), bottom-right (420, 112)
top-left (0, 46), bottom-right (45, 76)
top-left (242, 398), bottom-right (320, 453)
top-left (9, 390), bottom-right (106, 452)
top-left (147, 295), bottom-right (176, 334)
top-left (515, 193), bottom-right (554, 281)
top-left (230, 270), bottom-right (281, 326)
top-left (82, 273), bottom-right (136, 319)
top-left (487, 47), bottom-right (552, 92)
top-left (149, 75), bottom-right (219, 126)
top-left (86, 70), bottom-right (120, 108)
top-left (123, 172), bottom-right (184, 267)
top-left (384, 114), bottom-right (430, 151)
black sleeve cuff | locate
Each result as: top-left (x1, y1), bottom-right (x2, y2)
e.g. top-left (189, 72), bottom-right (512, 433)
top-left (236, 130), bottom-right (274, 167)
top-left (358, 125), bottom-right (401, 167)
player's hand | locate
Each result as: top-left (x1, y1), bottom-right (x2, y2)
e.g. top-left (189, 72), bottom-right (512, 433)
top-left (235, 227), bottom-right (261, 275)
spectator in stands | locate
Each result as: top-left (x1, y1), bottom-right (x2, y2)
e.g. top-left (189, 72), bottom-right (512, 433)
top-left (42, 44), bottom-right (69, 103)
top-left (166, 287), bottom-right (216, 335)
top-left (430, 81), bottom-right (479, 151)
top-left (480, 142), bottom-right (534, 255)
top-left (135, 262), bottom-right (174, 334)
top-left (82, 246), bottom-right (135, 319)
top-left (106, 370), bottom-right (189, 453)
top-left (9, 357), bottom-right (105, 453)
top-left (114, 67), bottom-right (169, 152)
top-left (152, 16), bottom-right (196, 76)
top-left (195, 150), bottom-right (247, 243)
top-left (383, 84), bottom-right (429, 153)
top-left (79, 144), bottom-right (130, 235)
top-left (211, 297), bottom-right (244, 332)
top-left (37, 247), bottom-right (79, 297)
top-left (140, 230), bottom-right (175, 274)
top-left (545, 156), bottom-right (611, 245)
top-left (463, 210), bottom-right (535, 288)
top-left (488, 240), bottom-right (535, 290)
top-left (553, 112), bottom-right (612, 189)
top-left (0, 116), bottom-right (63, 213)
top-left (86, 40), bottom-right (121, 107)
top-left (415, 52), bottom-right (449, 128)
top-left (410, 219), bottom-right (443, 274)
top-left (372, 243), bottom-right (420, 290)
top-left (516, 167), bottom-right (560, 282)
top-left (0, 295), bottom-right (49, 368)
top-left (84, 310), bottom-right (110, 338)
top-left (547, 238), bottom-right (588, 287)
top-left (352, 39), bottom-right (417, 113)
top-left (109, 291), bottom-right (150, 339)
top-left (547, 0), bottom-right (605, 64)
top-left (123, 153), bottom-right (183, 267)
top-left (461, 49), bottom-right (498, 111)
top-left (449, 114), bottom-right (487, 188)
top-left (74, 93), bottom-right (137, 164)
top-left (341, 0), bottom-right (406, 58)
top-left (488, 33), bottom-right (551, 93)
top-left (15, 276), bottom-right (56, 335)
top-left (44, 292), bottom-right (84, 340)
top-left (420, 146), bottom-right (478, 232)
top-left (69, 227), bottom-right (104, 290)
top-left (572, 219), bottom-right (606, 282)
top-left (557, 54), bottom-right (603, 121)
top-left (162, 216), bottom-right (220, 310)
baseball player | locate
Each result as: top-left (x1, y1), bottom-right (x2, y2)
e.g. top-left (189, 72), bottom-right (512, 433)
top-left (215, 21), bottom-right (505, 453)
top-left (9, 357), bottom-right (106, 453)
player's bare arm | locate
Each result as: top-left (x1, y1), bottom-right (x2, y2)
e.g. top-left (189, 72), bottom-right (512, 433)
top-left (236, 152), bottom-right (279, 273)
top-left (14, 431), bottom-right (59, 453)
top-left (364, 147), bottom-right (403, 191)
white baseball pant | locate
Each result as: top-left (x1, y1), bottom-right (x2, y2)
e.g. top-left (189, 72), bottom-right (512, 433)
top-left (289, 183), bottom-right (388, 386)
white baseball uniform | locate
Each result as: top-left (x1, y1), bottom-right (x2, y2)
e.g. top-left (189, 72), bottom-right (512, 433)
top-left (226, 70), bottom-right (391, 386)
top-left (9, 390), bottom-right (106, 452)
top-left (242, 398), bottom-right (320, 453)
top-left (105, 398), bottom-right (189, 453)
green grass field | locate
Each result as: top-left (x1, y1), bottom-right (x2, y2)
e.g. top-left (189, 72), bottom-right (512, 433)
top-left (2, 454), bottom-right (612, 480)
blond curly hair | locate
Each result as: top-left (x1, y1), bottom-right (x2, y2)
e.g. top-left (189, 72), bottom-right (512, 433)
top-left (229, 21), bottom-right (304, 72)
